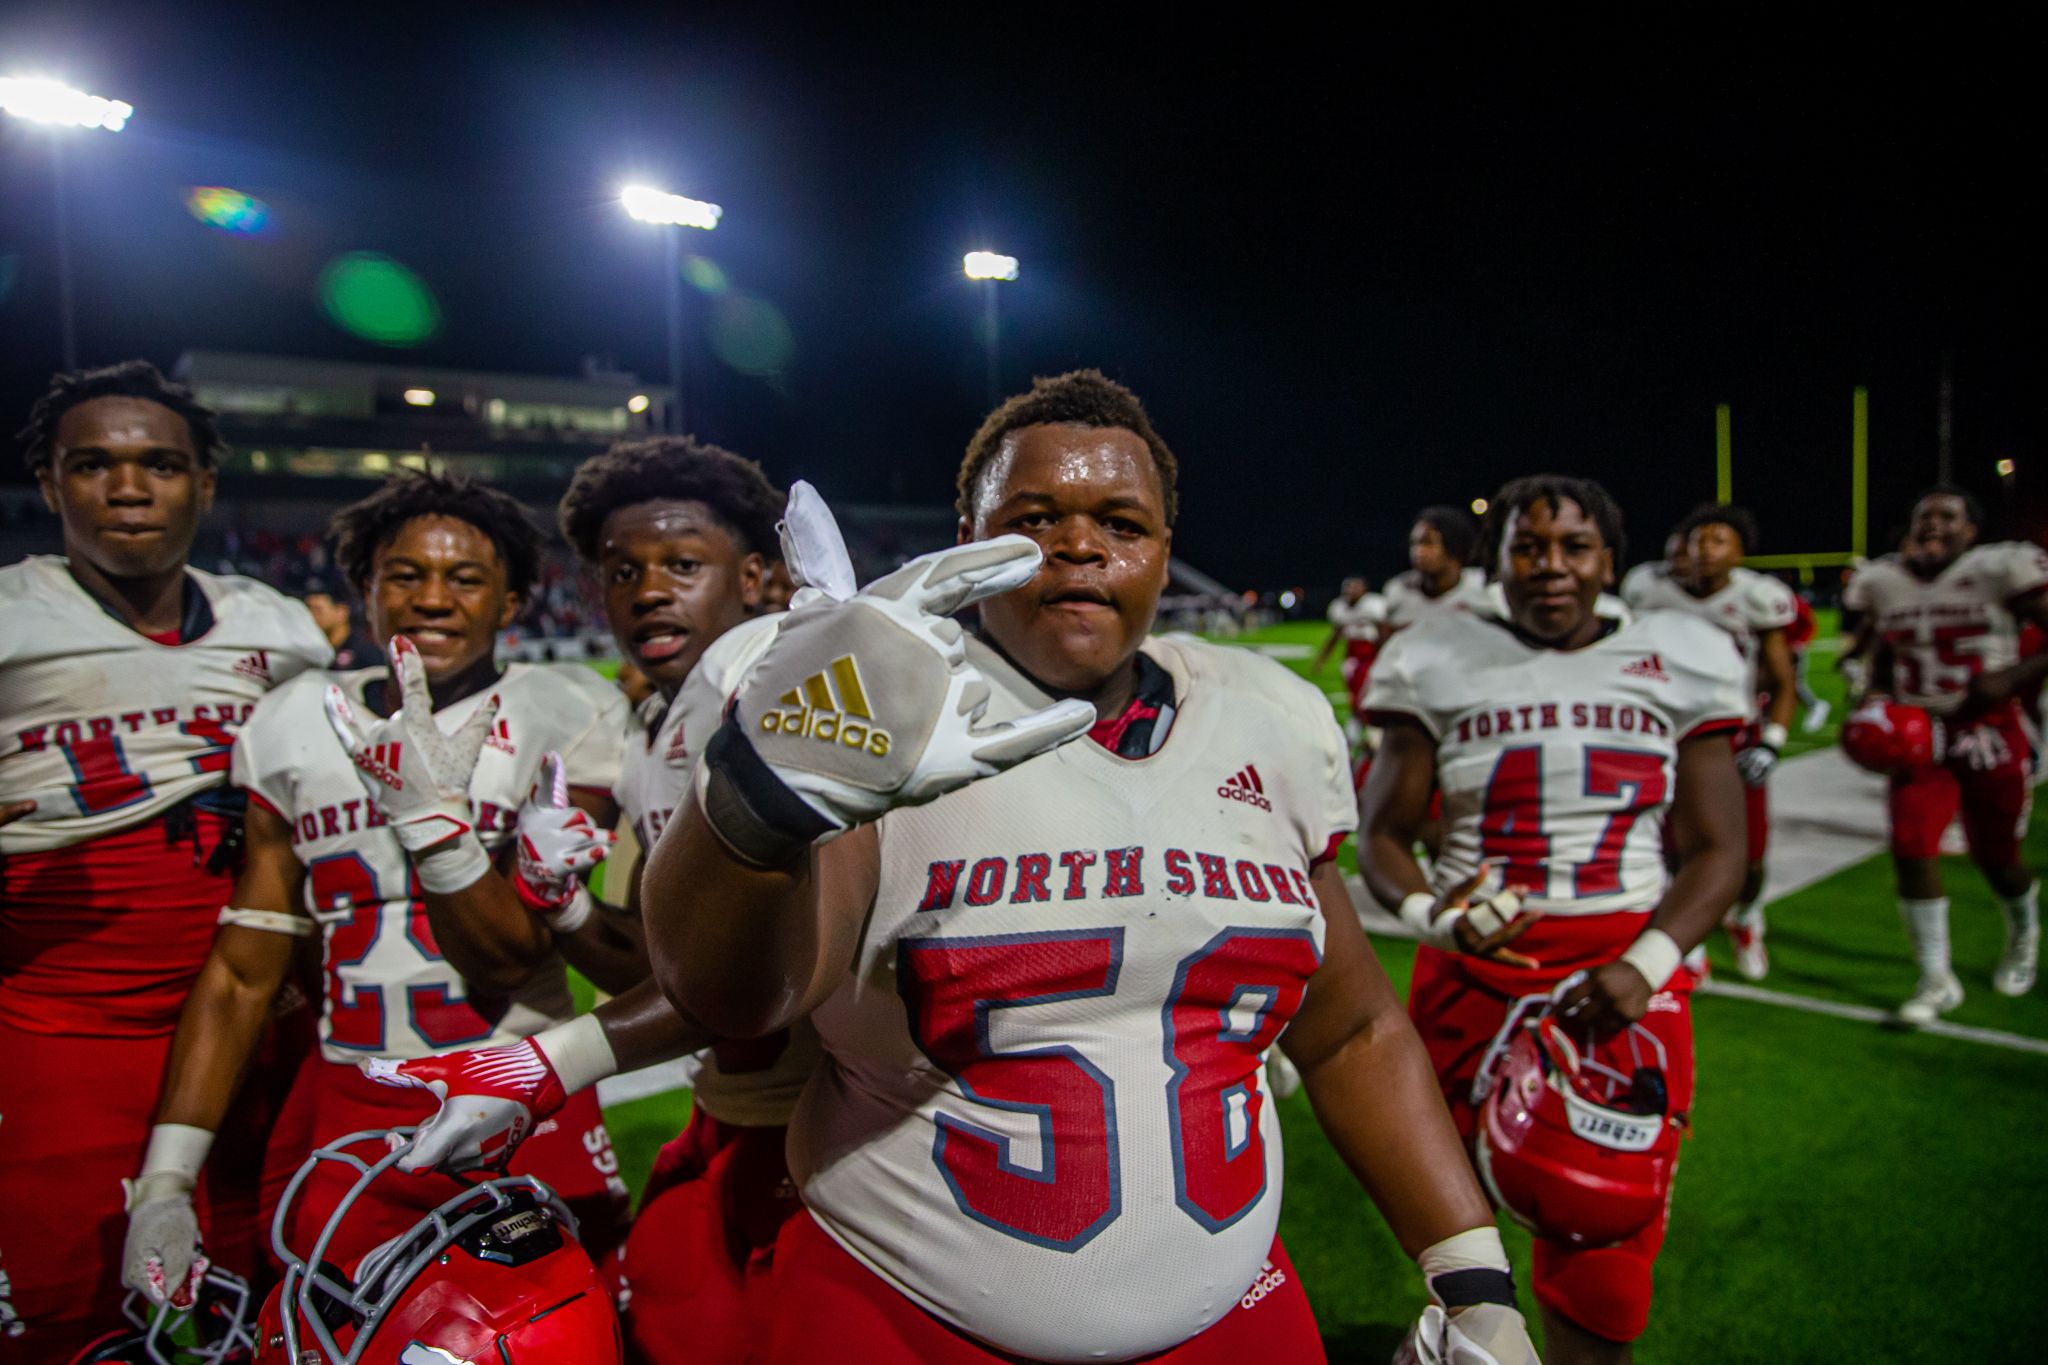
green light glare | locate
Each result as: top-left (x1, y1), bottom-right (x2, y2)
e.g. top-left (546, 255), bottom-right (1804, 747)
top-left (683, 255), bottom-right (730, 295)
top-left (318, 252), bottom-right (439, 346)
top-left (709, 293), bottom-right (795, 377)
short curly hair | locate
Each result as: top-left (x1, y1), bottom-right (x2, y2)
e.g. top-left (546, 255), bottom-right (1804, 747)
top-left (1674, 501), bottom-right (1760, 555)
top-left (957, 370), bottom-right (1179, 527)
top-left (16, 359), bottom-right (228, 473)
top-left (1413, 505), bottom-right (1480, 566)
top-left (557, 437), bottom-right (783, 565)
top-left (1480, 475), bottom-right (1628, 570)
top-left (329, 470), bottom-right (542, 599)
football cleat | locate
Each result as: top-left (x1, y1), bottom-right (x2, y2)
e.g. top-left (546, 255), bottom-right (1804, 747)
top-left (1802, 696), bottom-right (1832, 734)
top-left (1893, 971), bottom-right (1964, 1027)
top-left (1723, 908), bottom-right (1769, 982)
top-left (1994, 923), bottom-right (2039, 998)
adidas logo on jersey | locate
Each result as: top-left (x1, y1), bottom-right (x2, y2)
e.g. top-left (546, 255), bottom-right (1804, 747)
top-left (758, 654), bottom-right (892, 757)
top-left (1218, 763), bottom-right (1272, 811)
top-left (664, 723), bottom-right (690, 765)
top-left (233, 649), bottom-right (272, 684)
top-left (484, 716), bottom-right (517, 756)
top-left (1622, 654), bottom-right (1670, 682)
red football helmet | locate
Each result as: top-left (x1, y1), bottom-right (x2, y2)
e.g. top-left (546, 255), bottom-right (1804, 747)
top-left (254, 1128), bottom-right (622, 1365)
top-left (1841, 697), bottom-right (1942, 774)
top-left (1470, 987), bottom-right (1683, 1248)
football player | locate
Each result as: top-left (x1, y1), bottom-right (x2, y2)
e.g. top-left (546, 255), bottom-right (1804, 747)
top-left (0, 362), bottom-right (331, 1360)
top-left (120, 471), bottom-right (631, 1308)
top-left (636, 371), bottom-right (1539, 1363)
top-left (1313, 575), bottom-right (1385, 741)
top-left (1363, 474), bottom-right (1749, 1364)
top-left (1614, 529), bottom-right (1690, 607)
top-left (1381, 505), bottom-right (1490, 637)
top-left (1620, 503), bottom-right (1796, 980)
top-left (1842, 487), bottom-right (2048, 1022)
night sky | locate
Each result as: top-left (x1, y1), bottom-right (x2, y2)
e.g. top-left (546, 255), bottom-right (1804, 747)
top-left (1, 6), bottom-right (2038, 590)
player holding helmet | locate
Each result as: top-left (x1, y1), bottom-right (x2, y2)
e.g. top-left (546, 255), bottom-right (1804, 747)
top-left (0, 362), bottom-right (332, 1361)
top-left (1840, 486), bottom-right (2048, 1023)
top-left (120, 472), bottom-right (632, 1312)
top-left (1363, 475), bottom-right (1749, 1363)
top-left (628, 371), bottom-right (1537, 1363)
top-left (1621, 502), bottom-right (1797, 981)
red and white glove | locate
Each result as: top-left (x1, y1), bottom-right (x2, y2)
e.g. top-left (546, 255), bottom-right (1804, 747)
top-left (323, 634), bottom-right (499, 894)
top-left (364, 1015), bottom-right (617, 1173)
top-left (513, 751), bottom-right (614, 932)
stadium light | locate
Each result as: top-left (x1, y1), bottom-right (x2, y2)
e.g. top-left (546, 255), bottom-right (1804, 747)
top-left (3, 77), bottom-right (134, 370)
top-left (1471, 497), bottom-right (1490, 515)
top-left (627, 393), bottom-right (650, 414)
top-left (622, 184), bottom-right (722, 434)
top-left (402, 388), bottom-right (435, 407)
top-left (0, 76), bottom-right (132, 131)
top-left (963, 251), bottom-right (1019, 281)
top-left (622, 184), bottom-right (723, 230)
top-left (1997, 458), bottom-right (2016, 478)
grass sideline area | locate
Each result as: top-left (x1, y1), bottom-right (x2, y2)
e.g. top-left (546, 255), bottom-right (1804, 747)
top-left (586, 613), bottom-right (2048, 1361)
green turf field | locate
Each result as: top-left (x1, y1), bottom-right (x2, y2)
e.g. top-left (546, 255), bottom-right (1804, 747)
top-left (591, 613), bottom-right (2048, 1361)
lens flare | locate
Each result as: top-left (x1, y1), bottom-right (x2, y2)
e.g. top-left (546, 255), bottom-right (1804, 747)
top-left (318, 252), bottom-right (439, 347)
top-left (185, 186), bottom-right (270, 234)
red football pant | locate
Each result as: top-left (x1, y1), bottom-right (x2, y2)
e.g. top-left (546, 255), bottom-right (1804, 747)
top-left (621, 1108), bottom-right (803, 1364)
top-left (1408, 928), bottom-right (1697, 1344)
top-left (1734, 728), bottom-right (1770, 864)
top-left (0, 1010), bottom-right (316, 1364)
top-left (286, 1059), bottom-right (630, 1272)
top-left (1342, 640), bottom-right (1379, 720)
top-left (1889, 706), bottom-right (2035, 865)
top-left (763, 1212), bottom-right (1326, 1364)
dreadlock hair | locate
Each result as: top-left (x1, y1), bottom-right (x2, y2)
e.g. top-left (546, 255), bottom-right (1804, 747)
top-left (1674, 501), bottom-right (1761, 555)
top-left (1479, 475), bottom-right (1628, 572)
top-left (957, 369), bottom-right (1179, 527)
top-left (1413, 505), bottom-right (1480, 566)
top-left (16, 359), bottom-right (228, 473)
top-left (1914, 483), bottom-right (1985, 528)
top-left (329, 470), bottom-right (542, 599)
top-left (558, 436), bottom-right (783, 565)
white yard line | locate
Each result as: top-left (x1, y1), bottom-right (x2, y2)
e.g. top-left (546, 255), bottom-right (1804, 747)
top-left (1696, 979), bottom-right (2048, 1056)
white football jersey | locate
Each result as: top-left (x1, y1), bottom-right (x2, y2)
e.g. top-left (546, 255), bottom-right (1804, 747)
top-left (789, 637), bottom-right (1355, 1363)
top-left (235, 663), bottom-right (625, 1062)
top-left (0, 557), bottom-right (331, 856)
top-left (1843, 543), bottom-right (2048, 714)
top-left (1367, 611), bottom-right (1748, 917)
top-left (1623, 565), bottom-right (1794, 705)
top-left (618, 614), bottom-right (824, 1127)
top-left (1616, 559), bottom-right (1670, 606)
top-left (1381, 566), bottom-right (1490, 634)
top-left (1326, 592), bottom-right (1386, 641)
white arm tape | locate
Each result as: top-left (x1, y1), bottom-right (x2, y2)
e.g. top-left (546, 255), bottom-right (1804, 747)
top-left (532, 1013), bottom-right (620, 1096)
top-left (1760, 722), bottom-right (1790, 751)
top-left (1619, 928), bottom-right (1683, 992)
top-left (1397, 892), bottom-right (1439, 936)
top-left (218, 905), bottom-right (314, 937)
top-left (413, 832), bottom-right (493, 895)
top-left (540, 884), bottom-right (596, 935)
top-left (1418, 1226), bottom-right (1511, 1279)
top-left (137, 1123), bottom-right (214, 1187)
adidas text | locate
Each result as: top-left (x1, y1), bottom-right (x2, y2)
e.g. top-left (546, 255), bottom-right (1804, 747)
top-left (759, 706), bottom-right (892, 756)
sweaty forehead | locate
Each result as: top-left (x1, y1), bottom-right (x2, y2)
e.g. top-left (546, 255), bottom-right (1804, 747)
top-left (55, 396), bottom-right (196, 457)
top-left (973, 423), bottom-right (1161, 523)
top-left (600, 498), bottom-right (735, 554)
top-left (380, 514), bottom-right (502, 567)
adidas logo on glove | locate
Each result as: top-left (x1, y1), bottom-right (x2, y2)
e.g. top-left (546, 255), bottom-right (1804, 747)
top-left (758, 654), bottom-right (893, 757)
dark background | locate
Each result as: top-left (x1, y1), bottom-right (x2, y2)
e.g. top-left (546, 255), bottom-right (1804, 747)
top-left (1, 5), bottom-right (2038, 589)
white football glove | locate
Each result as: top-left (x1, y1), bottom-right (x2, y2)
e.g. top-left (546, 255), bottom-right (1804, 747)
top-left (1394, 1304), bottom-right (1542, 1365)
top-left (120, 1123), bottom-right (214, 1308)
top-left (1949, 722), bottom-right (2011, 772)
top-left (779, 478), bottom-right (857, 607)
top-left (366, 1040), bottom-right (566, 1173)
top-left (513, 751), bottom-right (614, 931)
top-left (697, 535), bottom-right (1097, 867)
top-left (324, 634), bottom-right (498, 894)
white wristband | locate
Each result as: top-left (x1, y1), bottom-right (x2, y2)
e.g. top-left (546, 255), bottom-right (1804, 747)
top-left (531, 1014), bottom-right (620, 1096)
top-left (1397, 892), bottom-right (1439, 937)
top-left (138, 1123), bottom-right (214, 1186)
top-left (218, 905), bottom-right (314, 936)
top-left (1618, 928), bottom-right (1683, 992)
top-left (1418, 1226), bottom-right (1511, 1279)
top-left (412, 832), bottom-right (493, 895)
top-left (541, 884), bottom-right (596, 935)
top-left (1760, 722), bottom-right (1789, 751)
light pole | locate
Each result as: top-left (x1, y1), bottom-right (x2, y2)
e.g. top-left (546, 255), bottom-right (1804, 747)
top-left (622, 184), bottom-right (721, 435)
top-left (1, 77), bottom-right (133, 370)
top-left (964, 251), bottom-right (1018, 407)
